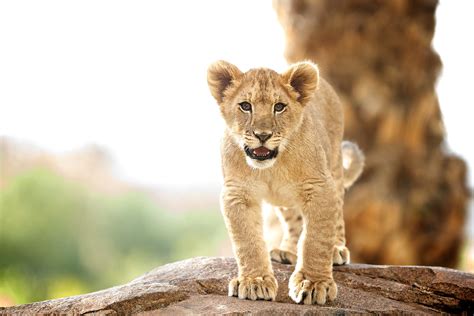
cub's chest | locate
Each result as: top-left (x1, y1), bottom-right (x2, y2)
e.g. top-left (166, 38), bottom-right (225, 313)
top-left (261, 180), bottom-right (301, 208)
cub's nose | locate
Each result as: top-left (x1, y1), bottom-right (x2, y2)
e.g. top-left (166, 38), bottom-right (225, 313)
top-left (253, 131), bottom-right (272, 143)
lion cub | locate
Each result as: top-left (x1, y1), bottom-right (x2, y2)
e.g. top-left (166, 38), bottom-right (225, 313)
top-left (207, 60), bottom-right (364, 305)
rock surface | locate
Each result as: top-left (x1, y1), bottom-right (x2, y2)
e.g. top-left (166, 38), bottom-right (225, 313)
top-left (1, 257), bottom-right (473, 314)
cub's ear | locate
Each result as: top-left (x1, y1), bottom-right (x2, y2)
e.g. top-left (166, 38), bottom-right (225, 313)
top-left (207, 60), bottom-right (243, 103)
top-left (281, 61), bottom-right (319, 105)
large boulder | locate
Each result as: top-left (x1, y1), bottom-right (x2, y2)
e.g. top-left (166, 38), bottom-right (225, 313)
top-left (273, 0), bottom-right (470, 268)
top-left (1, 257), bottom-right (473, 314)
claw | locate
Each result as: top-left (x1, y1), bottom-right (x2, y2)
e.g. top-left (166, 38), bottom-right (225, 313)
top-left (289, 271), bottom-right (337, 305)
top-left (228, 275), bottom-right (278, 301)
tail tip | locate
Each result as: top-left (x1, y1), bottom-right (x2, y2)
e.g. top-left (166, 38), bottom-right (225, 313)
top-left (342, 141), bottom-right (364, 189)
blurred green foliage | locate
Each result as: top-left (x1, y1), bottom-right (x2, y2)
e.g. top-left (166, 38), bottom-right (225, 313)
top-left (0, 168), bottom-right (226, 305)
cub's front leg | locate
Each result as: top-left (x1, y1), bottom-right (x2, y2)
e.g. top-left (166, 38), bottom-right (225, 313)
top-left (221, 186), bottom-right (278, 301)
top-left (289, 179), bottom-right (340, 305)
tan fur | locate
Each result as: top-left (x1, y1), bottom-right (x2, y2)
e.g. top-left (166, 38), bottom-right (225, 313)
top-left (207, 60), bottom-right (364, 305)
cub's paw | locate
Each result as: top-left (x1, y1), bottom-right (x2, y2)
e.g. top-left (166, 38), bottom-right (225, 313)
top-left (289, 271), bottom-right (337, 305)
top-left (333, 245), bottom-right (350, 265)
top-left (228, 275), bottom-right (278, 301)
top-left (270, 248), bottom-right (297, 265)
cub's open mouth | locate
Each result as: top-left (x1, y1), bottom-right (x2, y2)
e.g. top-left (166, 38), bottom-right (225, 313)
top-left (244, 146), bottom-right (278, 161)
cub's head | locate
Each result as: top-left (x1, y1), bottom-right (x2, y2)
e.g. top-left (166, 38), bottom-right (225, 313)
top-left (207, 60), bottom-right (319, 169)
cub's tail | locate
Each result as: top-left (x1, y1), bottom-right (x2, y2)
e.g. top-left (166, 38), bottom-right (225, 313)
top-left (342, 141), bottom-right (364, 189)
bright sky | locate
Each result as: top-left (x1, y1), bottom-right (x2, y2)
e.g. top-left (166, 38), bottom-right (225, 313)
top-left (0, 0), bottom-right (472, 189)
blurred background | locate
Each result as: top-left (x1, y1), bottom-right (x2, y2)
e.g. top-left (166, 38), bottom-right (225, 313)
top-left (0, 0), bottom-right (472, 306)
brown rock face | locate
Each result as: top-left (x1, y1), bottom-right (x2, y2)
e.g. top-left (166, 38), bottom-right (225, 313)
top-left (274, 0), bottom-right (470, 267)
top-left (1, 257), bottom-right (473, 314)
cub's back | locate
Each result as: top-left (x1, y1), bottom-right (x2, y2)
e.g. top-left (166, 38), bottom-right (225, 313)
top-left (306, 78), bottom-right (344, 168)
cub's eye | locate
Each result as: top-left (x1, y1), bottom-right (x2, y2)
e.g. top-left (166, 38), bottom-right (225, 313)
top-left (274, 102), bottom-right (287, 113)
top-left (239, 101), bottom-right (252, 112)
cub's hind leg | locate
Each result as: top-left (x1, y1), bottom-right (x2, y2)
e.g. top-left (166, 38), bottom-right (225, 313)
top-left (333, 207), bottom-right (350, 265)
top-left (332, 150), bottom-right (350, 266)
top-left (270, 207), bottom-right (302, 265)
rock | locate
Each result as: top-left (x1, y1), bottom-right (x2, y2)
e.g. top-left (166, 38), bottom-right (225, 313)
top-left (273, 0), bottom-right (471, 268)
top-left (1, 257), bottom-right (473, 314)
